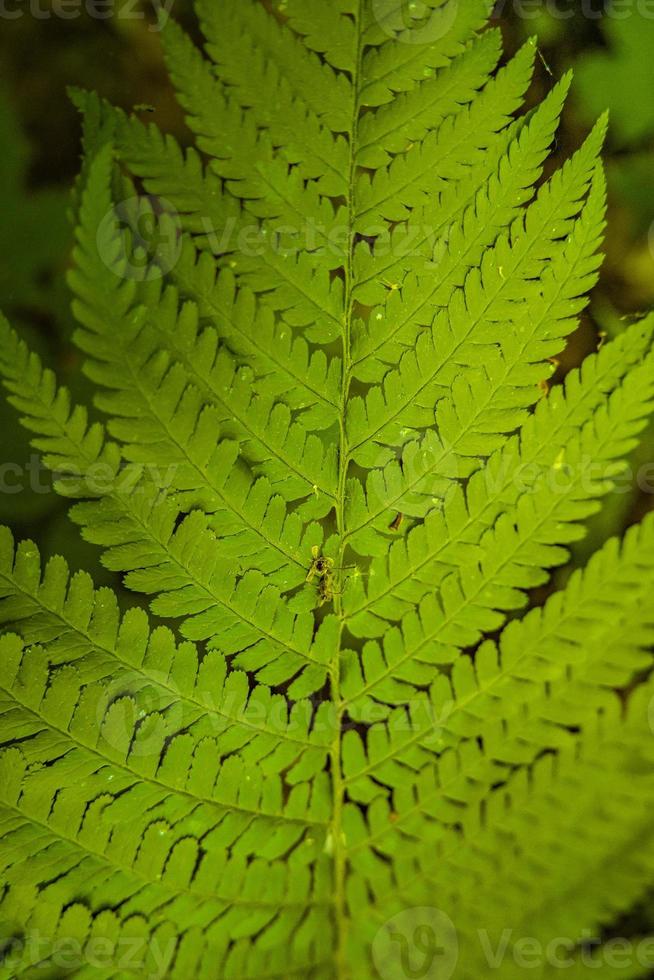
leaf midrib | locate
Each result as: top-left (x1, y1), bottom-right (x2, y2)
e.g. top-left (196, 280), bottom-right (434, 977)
top-left (332, 6), bottom-right (365, 976)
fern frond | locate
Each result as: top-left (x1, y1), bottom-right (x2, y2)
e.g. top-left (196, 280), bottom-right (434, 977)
top-left (343, 340), bottom-right (654, 707)
top-left (360, 0), bottom-right (491, 106)
top-left (0, 325), bottom-right (337, 697)
top-left (171, 241), bottom-right (343, 412)
top-left (0, 529), bottom-right (331, 777)
top-left (3, 3), bottom-right (654, 977)
top-left (71, 143), bottom-right (337, 499)
top-left (69, 87), bottom-right (242, 253)
top-left (0, 315), bottom-right (120, 498)
top-left (354, 42), bottom-right (550, 235)
top-left (349, 113), bottom-right (606, 469)
top-left (0, 529), bottom-right (338, 974)
top-left (198, 0), bottom-right (351, 133)
top-left (342, 511), bottom-right (654, 814)
top-left (165, 14), bottom-right (348, 201)
top-left (357, 30), bottom-right (503, 167)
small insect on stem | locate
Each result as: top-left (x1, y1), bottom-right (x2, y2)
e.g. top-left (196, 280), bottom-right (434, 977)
top-left (389, 512), bottom-right (403, 531)
top-left (306, 545), bottom-right (334, 583)
top-left (318, 574), bottom-right (342, 606)
top-left (306, 546), bottom-right (352, 606)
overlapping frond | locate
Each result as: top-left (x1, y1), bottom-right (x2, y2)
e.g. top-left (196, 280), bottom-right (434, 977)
top-left (2, 2), bottom-right (654, 978)
top-left (0, 528), bottom-right (335, 977)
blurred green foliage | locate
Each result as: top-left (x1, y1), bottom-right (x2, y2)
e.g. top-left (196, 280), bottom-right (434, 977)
top-left (575, 13), bottom-right (654, 146)
top-left (0, 90), bottom-right (69, 535)
top-left (0, 92), bottom-right (69, 330)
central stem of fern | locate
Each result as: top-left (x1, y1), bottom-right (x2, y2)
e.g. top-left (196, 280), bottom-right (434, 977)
top-left (331, 6), bottom-right (364, 977)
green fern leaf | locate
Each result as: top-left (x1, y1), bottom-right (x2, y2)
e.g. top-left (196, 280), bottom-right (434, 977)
top-left (2, 4), bottom-right (654, 979)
